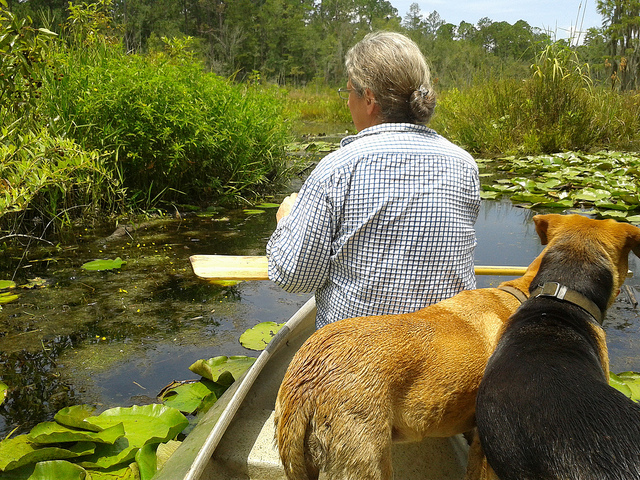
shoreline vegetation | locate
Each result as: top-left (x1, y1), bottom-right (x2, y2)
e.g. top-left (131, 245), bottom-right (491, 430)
top-left (1, 0), bottom-right (640, 246)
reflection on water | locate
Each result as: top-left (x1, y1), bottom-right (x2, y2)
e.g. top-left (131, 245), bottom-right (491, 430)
top-left (1, 199), bottom-right (639, 436)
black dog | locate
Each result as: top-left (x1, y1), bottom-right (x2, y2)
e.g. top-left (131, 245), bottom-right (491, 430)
top-left (475, 214), bottom-right (640, 480)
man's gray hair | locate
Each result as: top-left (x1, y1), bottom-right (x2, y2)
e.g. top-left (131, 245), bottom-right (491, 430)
top-left (345, 31), bottom-right (436, 125)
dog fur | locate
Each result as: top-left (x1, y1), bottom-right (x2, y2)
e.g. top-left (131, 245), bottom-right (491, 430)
top-left (273, 229), bottom-right (552, 479)
top-left (475, 214), bottom-right (640, 480)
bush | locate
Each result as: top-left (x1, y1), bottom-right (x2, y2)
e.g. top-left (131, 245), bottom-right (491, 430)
top-left (0, 130), bottom-right (121, 237)
top-left (432, 44), bottom-right (640, 155)
top-left (45, 46), bottom-right (292, 207)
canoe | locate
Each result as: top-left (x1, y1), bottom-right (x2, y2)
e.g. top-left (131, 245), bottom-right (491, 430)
top-left (153, 296), bottom-right (470, 480)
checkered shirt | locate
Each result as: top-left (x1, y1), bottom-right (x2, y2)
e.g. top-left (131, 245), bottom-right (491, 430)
top-left (267, 123), bottom-right (480, 328)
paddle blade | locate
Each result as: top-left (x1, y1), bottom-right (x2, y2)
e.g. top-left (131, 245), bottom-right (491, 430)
top-left (190, 255), bottom-right (269, 280)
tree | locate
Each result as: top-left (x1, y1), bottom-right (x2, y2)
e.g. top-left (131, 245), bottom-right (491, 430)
top-left (597, 0), bottom-right (640, 89)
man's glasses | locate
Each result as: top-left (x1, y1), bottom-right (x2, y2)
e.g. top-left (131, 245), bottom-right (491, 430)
top-left (337, 88), bottom-right (352, 100)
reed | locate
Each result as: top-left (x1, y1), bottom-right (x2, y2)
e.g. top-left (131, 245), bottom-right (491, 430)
top-left (432, 44), bottom-right (640, 155)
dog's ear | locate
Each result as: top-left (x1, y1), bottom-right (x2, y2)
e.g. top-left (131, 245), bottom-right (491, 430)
top-left (533, 214), bottom-right (559, 245)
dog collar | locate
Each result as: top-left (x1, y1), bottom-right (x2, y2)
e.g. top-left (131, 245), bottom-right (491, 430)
top-left (530, 282), bottom-right (604, 324)
top-left (498, 285), bottom-right (529, 304)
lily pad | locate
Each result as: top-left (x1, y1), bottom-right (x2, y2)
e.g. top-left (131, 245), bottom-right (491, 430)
top-left (76, 437), bottom-right (136, 470)
top-left (480, 191), bottom-right (501, 200)
top-left (81, 258), bottom-right (127, 271)
top-left (573, 187), bottom-right (612, 202)
top-left (239, 321), bottom-right (285, 351)
top-left (158, 379), bottom-right (225, 415)
top-left (0, 460), bottom-right (89, 480)
top-left (611, 371), bottom-right (640, 402)
top-left (255, 203), bottom-right (280, 208)
top-left (28, 422), bottom-right (125, 445)
top-left (0, 382), bottom-right (6, 407)
top-left (189, 356), bottom-right (256, 385)
top-left (243, 209), bottom-right (265, 215)
top-left (0, 436), bottom-right (95, 472)
top-left (54, 405), bottom-right (102, 432)
top-left (156, 440), bottom-right (180, 472)
top-left (0, 292), bottom-right (19, 305)
top-left (83, 405), bottom-right (188, 449)
top-left (134, 442), bottom-right (157, 480)
top-left (86, 462), bottom-right (138, 480)
top-left (0, 280), bottom-right (16, 290)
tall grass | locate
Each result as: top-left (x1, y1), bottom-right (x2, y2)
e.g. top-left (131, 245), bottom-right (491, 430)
top-left (284, 82), bottom-right (352, 125)
top-left (432, 45), bottom-right (640, 155)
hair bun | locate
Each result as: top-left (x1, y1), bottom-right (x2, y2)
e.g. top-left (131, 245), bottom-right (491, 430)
top-left (418, 85), bottom-right (429, 98)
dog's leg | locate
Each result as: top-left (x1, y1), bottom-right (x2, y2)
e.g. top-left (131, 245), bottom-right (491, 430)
top-left (317, 424), bottom-right (393, 480)
top-left (464, 429), bottom-right (498, 480)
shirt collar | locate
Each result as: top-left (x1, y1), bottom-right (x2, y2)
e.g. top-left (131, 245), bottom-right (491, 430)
top-left (340, 123), bottom-right (435, 148)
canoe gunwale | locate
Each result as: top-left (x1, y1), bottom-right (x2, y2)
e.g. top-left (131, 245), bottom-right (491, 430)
top-left (154, 296), bottom-right (317, 480)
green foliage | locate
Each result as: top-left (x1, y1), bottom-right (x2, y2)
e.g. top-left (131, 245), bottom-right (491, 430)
top-left (0, 1), bottom-right (57, 130)
top-left (597, 0), bottom-right (640, 91)
top-left (189, 356), bottom-right (256, 384)
top-left (477, 151), bottom-right (640, 218)
top-left (285, 84), bottom-right (352, 124)
top-left (432, 44), bottom-right (640, 155)
top-left (0, 130), bottom-right (122, 236)
top-left (80, 258), bottom-right (127, 271)
top-left (239, 322), bottom-right (285, 350)
top-left (55, 47), bottom-right (291, 205)
top-left (0, 404), bottom-right (187, 478)
top-left (610, 371), bottom-right (640, 402)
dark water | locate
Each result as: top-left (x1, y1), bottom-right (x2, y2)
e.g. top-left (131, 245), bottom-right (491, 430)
top-left (1, 199), bottom-right (639, 437)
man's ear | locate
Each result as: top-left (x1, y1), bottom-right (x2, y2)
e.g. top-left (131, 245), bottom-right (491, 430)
top-left (364, 88), bottom-right (378, 116)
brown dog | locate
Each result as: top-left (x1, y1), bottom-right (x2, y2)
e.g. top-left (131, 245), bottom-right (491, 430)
top-left (273, 224), bottom-right (549, 479)
top-left (274, 214), bottom-right (640, 480)
top-left (473, 214), bottom-right (640, 480)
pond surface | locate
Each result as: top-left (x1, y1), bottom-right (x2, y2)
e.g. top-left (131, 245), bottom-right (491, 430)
top-left (1, 199), bottom-right (640, 437)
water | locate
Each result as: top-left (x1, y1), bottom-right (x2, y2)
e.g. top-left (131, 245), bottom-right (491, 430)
top-left (1, 199), bottom-right (639, 436)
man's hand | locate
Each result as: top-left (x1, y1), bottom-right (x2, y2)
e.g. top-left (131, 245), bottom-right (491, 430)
top-left (276, 193), bottom-right (298, 223)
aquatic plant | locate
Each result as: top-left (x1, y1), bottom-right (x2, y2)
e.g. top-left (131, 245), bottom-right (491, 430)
top-left (478, 151), bottom-right (640, 220)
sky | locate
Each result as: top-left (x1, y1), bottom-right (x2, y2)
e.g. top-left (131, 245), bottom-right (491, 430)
top-left (389, 0), bottom-right (604, 43)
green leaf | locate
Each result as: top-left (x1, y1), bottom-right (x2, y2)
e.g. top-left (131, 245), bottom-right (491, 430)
top-left (0, 280), bottom-right (16, 290)
top-left (255, 203), bottom-right (280, 208)
top-left (27, 460), bottom-right (87, 480)
top-left (54, 405), bottom-right (102, 432)
top-left (574, 187), bottom-right (611, 202)
top-left (0, 382), bottom-right (7, 407)
top-left (76, 437), bottom-right (136, 470)
top-left (510, 193), bottom-right (547, 204)
top-left (597, 210), bottom-right (628, 219)
top-left (480, 191), bottom-right (501, 200)
top-left (189, 356), bottom-right (256, 384)
top-left (239, 321), bottom-right (285, 351)
top-left (80, 461), bottom-right (138, 479)
top-left (156, 440), bottom-right (180, 472)
top-left (135, 443), bottom-right (157, 480)
top-left (81, 258), bottom-right (126, 271)
top-left (242, 209), bottom-right (265, 215)
top-left (0, 292), bottom-right (19, 305)
top-left (159, 380), bottom-right (223, 414)
top-left (610, 372), bottom-right (634, 399)
top-left (28, 422), bottom-right (125, 445)
top-left (0, 436), bottom-right (95, 472)
top-left (83, 405), bottom-right (188, 449)
top-left (615, 372), bottom-right (640, 402)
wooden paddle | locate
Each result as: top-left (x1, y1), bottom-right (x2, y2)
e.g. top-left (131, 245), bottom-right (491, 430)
top-left (189, 254), bottom-right (530, 280)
